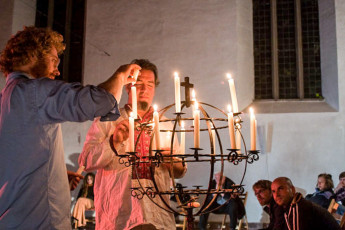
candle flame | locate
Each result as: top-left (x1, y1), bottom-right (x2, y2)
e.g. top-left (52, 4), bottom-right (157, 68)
top-left (226, 73), bottom-right (232, 80)
top-left (153, 104), bottom-right (158, 111)
top-left (250, 107), bottom-right (254, 115)
top-left (181, 121), bottom-right (185, 128)
top-left (227, 104), bottom-right (232, 113)
top-left (130, 112), bottom-right (133, 118)
top-left (192, 89), bottom-right (196, 99)
top-left (174, 72), bottom-right (179, 78)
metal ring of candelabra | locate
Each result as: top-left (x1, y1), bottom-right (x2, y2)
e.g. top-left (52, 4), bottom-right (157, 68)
top-left (116, 100), bottom-right (260, 229)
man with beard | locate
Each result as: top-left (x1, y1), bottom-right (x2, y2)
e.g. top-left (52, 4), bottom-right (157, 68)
top-left (253, 180), bottom-right (285, 230)
top-left (0, 26), bottom-right (139, 229)
top-left (271, 177), bottom-right (340, 230)
top-left (79, 59), bottom-right (187, 230)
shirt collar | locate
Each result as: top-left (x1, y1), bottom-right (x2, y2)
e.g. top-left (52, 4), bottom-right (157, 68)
top-left (125, 104), bottom-right (154, 122)
top-left (7, 72), bottom-right (34, 82)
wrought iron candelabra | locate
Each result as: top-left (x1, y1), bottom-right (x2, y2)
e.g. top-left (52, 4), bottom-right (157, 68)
top-left (114, 77), bottom-right (259, 230)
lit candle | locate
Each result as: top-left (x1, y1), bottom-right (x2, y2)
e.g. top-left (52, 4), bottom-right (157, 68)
top-left (250, 107), bottom-right (256, 150)
top-left (211, 125), bottom-right (216, 154)
top-left (227, 105), bottom-right (236, 149)
top-left (153, 104), bottom-right (161, 150)
top-left (174, 72), bottom-right (181, 113)
top-left (193, 101), bottom-right (200, 148)
top-left (129, 112), bottom-right (135, 152)
top-left (235, 118), bottom-right (241, 153)
top-left (191, 89), bottom-right (196, 111)
top-left (131, 83), bottom-right (137, 119)
top-left (191, 89), bottom-right (196, 101)
top-left (166, 131), bottom-right (171, 148)
top-left (180, 121), bottom-right (185, 155)
top-left (227, 73), bottom-right (239, 113)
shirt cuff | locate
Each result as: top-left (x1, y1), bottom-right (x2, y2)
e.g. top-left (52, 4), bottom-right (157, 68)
top-left (100, 100), bottom-right (121, 121)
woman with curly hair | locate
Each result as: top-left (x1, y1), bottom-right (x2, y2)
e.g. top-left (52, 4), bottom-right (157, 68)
top-left (0, 26), bottom-right (140, 229)
top-left (72, 173), bottom-right (95, 228)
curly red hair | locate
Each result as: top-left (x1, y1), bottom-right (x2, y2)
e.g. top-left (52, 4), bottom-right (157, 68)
top-left (0, 26), bottom-right (65, 76)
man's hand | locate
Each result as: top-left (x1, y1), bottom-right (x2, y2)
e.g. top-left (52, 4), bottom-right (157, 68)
top-left (160, 147), bottom-right (186, 178)
top-left (67, 171), bottom-right (84, 191)
top-left (98, 64), bottom-right (141, 102)
top-left (113, 119), bottom-right (130, 145)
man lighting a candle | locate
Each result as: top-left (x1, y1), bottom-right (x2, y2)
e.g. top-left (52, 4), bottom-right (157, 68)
top-left (79, 59), bottom-right (187, 230)
top-left (0, 26), bottom-right (139, 229)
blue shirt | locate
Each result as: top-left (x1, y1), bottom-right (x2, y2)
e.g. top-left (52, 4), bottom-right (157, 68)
top-left (0, 72), bottom-right (119, 229)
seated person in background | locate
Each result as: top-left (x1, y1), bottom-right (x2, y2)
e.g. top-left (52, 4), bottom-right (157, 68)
top-left (271, 177), bottom-right (340, 230)
top-left (198, 172), bottom-right (245, 230)
top-left (305, 173), bottom-right (334, 209)
top-left (72, 173), bottom-right (95, 228)
top-left (335, 171), bottom-right (345, 205)
top-left (252, 180), bottom-right (285, 230)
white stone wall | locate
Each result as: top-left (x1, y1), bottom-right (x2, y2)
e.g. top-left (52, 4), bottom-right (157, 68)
top-left (1, 0), bottom-right (345, 224)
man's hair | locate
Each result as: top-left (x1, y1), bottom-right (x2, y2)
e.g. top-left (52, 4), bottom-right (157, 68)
top-left (339, 171), bottom-right (345, 180)
top-left (318, 173), bottom-right (334, 190)
top-left (0, 26), bottom-right (65, 76)
top-left (253, 180), bottom-right (272, 191)
top-left (130, 59), bottom-right (160, 86)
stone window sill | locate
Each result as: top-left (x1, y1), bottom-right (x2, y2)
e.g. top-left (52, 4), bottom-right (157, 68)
top-left (243, 99), bottom-right (337, 114)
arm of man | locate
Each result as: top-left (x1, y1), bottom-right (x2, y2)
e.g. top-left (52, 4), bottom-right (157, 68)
top-left (78, 117), bottom-right (117, 171)
top-left (98, 64), bottom-right (140, 102)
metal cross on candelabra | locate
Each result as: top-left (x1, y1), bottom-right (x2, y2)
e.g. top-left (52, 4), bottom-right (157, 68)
top-left (113, 77), bottom-right (259, 230)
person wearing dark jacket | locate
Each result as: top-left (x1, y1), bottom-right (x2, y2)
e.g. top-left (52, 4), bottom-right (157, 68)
top-left (271, 177), bottom-right (341, 230)
top-left (335, 171), bottom-right (345, 205)
top-left (198, 172), bottom-right (245, 230)
top-left (72, 173), bottom-right (95, 228)
top-left (305, 173), bottom-right (334, 209)
top-left (253, 180), bottom-right (285, 230)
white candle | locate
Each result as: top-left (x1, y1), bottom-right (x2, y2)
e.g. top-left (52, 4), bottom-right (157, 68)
top-left (129, 112), bottom-right (135, 152)
top-left (250, 107), bottom-right (256, 150)
top-left (191, 89), bottom-right (196, 111)
top-left (133, 69), bottom-right (140, 81)
top-left (191, 89), bottom-right (196, 101)
top-left (227, 105), bottom-right (236, 149)
top-left (153, 104), bottom-right (161, 150)
top-left (174, 72), bottom-right (181, 113)
top-left (166, 131), bottom-right (171, 148)
top-left (180, 121), bottom-right (185, 155)
top-left (131, 83), bottom-right (137, 119)
top-left (193, 101), bottom-right (200, 148)
top-left (235, 118), bottom-right (241, 153)
top-left (227, 73), bottom-right (239, 113)
top-left (211, 125), bottom-right (216, 154)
